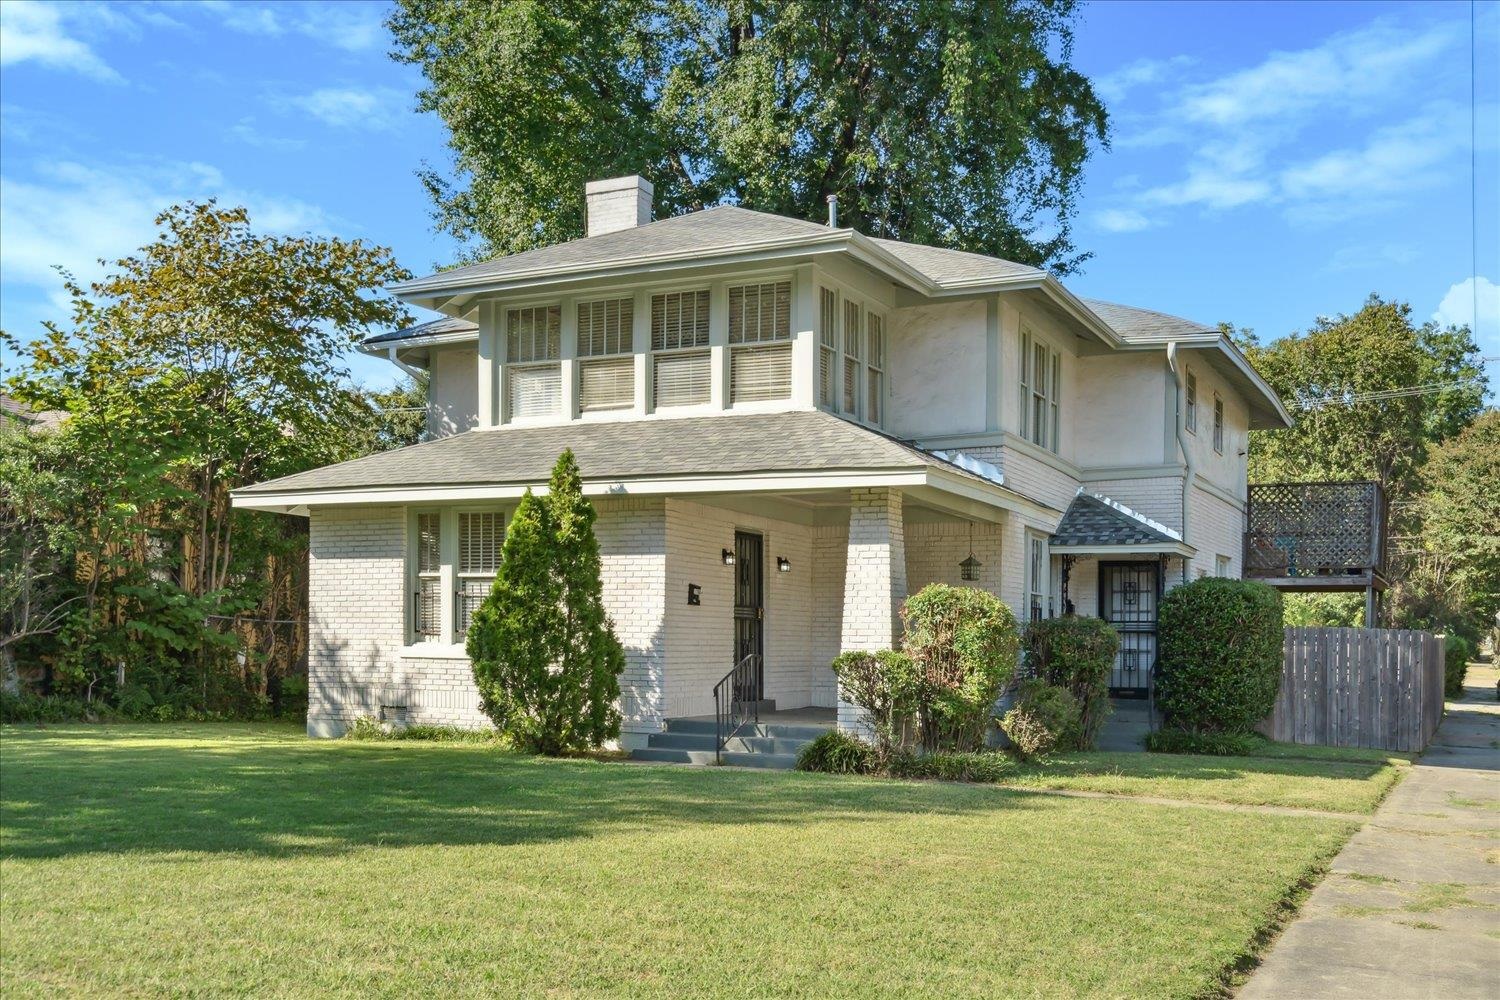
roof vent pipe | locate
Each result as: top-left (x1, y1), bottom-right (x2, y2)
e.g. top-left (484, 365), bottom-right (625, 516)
top-left (826, 194), bottom-right (838, 228)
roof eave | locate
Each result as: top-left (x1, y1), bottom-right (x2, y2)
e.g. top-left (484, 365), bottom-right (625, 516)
top-left (1049, 541), bottom-right (1197, 558)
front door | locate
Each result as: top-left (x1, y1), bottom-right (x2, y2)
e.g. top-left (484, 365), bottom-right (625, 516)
top-left (1099, 561), bottom-right (1160, 697)
top-left (732, 530), bottom-right (765, 702)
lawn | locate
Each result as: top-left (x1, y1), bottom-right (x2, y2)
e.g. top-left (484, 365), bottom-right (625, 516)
top-left (1, 725), bottom-right (1359, 998)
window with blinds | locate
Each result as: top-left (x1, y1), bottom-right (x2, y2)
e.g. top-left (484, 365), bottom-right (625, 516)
top-left (866, 312), bottom-right (885, 425)
top-left (577, 297), bottom-right (633, 357)
top-left (653, 351), bottom-right (711, 408)
top-left (728, 281), bottom-right (791, 344)
top-left (818, 287), bottom-right (837, 408)
top-left (731, 343), bottom-right (793, 403)
top-left (508, 364), bottom-right (562, 420)
top-left (650, 290), bottom-right (709, 351)
top-left (506, 305), bottom-right (560, 362)
top-left (842, 300), bottom-right (862, 416)
top-left (414, 512), bottom-right (442, 640)
top-left (456, 511), bottom-right (502, 638)
top-left (579, 356), bottom-right (635, 411)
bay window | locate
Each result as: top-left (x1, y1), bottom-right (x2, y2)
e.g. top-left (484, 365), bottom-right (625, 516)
top-left (842, 299), bottom-right (862, 416)
top-left (1019, 328), bottom-right (1061, 453)
top-left (818, 287), bottom-right (837, 407)
top-left (866, 312), bottom-right (885, 425)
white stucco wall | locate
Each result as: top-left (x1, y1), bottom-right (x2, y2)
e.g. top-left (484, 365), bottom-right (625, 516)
top-left (885, 299), bottom-right (989, 439)
top-left (1074, 352), bottom-right (1168, 469)
top-left (427, 346), bottom-right (479, 439)
top-left (1180, 355), bottom-right (1250, 501)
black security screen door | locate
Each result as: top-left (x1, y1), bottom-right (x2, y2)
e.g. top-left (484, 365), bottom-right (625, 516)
top-left (732, 531), bottom-right (764, 700)
top-left (1099, 561), bottom-right (1160, 697)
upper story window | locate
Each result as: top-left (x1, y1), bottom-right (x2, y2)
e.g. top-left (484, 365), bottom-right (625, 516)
top-left (729, 281), bottom-right (792, 403)
top-left (866, 313), bottom-right (885, 425)
top-left (506, 305), bottom-right (561, 420)
top-left (818, 288), bottom-right (837, 407)
top-left (577, 296), bottom-right (635, 412)
top-left (1185, 370), bottom-right (1198, 433)
top-left (1019, 328), bottom-right (1061, 453)
top-left (651, 289), bottom-right (710, 408)
top-left (1213, 394), bottom-right (1224, 453)
top-left (842, 300), bottom-right (862, 416)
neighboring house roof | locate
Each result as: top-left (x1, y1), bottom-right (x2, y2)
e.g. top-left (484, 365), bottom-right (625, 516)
top-left (1081, 299), bottom-right (1216, 343)
top-left (1049, 491), bottom-right (1194, 556)
top-left (364, 315), bottom-right (479, 347)
top-left (0, 394), bottom-right (66, 432)
top-left (232, 410), bottom-right (1052, 516)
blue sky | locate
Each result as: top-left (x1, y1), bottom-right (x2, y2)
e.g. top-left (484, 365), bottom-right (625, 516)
top-left (1, 0), bottom-right (1496, 393)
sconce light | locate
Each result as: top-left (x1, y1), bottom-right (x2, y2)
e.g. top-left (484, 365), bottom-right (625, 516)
top-left (776, 556), bottom-right (791, 573)
top-left (721, 548), bottom-right (736, 566)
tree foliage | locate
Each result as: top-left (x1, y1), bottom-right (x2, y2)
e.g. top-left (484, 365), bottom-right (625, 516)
top-left (1410, 411), bottom-right (1500, 634)
top-left (467, 450), bottom-right (624, 754)
top-left (1, 202), bottom-right (409, 713)
top-left (388, 0), bottom-right (1108, 272)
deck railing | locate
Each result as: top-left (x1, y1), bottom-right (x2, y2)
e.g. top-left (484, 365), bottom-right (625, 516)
top-left (1244, 480), bottom-right (1386, 584)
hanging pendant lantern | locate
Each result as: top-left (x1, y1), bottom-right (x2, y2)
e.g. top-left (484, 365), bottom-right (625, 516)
top-left (959, 522), bottom-right (982, 581)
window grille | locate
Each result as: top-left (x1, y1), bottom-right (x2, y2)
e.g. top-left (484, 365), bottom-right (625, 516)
top-left (650, 290), bottom-right (709, 351)
top-left (579, 357), bottom-right (635, 411)
top-left (506, 306), bottom-right (560, 362)
top-left (842, 300), bottom-right (862, 416)
top-left (414, 512), bottom-right (442, 640)
top-left (577, 297), bottom-right (633, 357)
top-left (456, 512), bottom-right (502, 637)
top-left (1185, 371), bottom-right (1198, 433)
top-left (818, 287), bottom-right (837, 407)
top-left (728, 281), bottom-right (791, 344)
top-left (1019, 328), bottom-right (1061, 453)
top-left (1213, 395), bottom-right (1224, 453)
top-left (866, 312), bottom-right (885, 425)
top-left (731, 344), bottom-right (793, 403)
top-left (653, 350), bottom-right (711, 408)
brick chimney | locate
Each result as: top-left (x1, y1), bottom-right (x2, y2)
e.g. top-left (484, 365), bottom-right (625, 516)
top-left (585, 175), bottom-right (653, 237)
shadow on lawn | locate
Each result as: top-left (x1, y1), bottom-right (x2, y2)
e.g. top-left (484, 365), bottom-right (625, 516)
top-left (0, 726), bottom-right (1072, 861)
top-left (1029, 751), bottom-right (1392, 784)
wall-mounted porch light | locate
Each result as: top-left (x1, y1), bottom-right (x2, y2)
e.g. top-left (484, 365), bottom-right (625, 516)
top-left (959, 522), bottom-right (982, 582)
top-left (776, 556), bottom-right (791, 573)
top-left (721, 548), bottom-right (736, 566)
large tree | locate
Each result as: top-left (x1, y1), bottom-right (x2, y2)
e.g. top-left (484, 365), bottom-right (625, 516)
top-left (388, 0), bottom-right (1108, 271)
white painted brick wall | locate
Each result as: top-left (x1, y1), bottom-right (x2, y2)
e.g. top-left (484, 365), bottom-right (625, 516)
top-left (837, 489), bottom-right (906, 732)
top-left (1083, 476), bottom-right (1185, 533)
top-left (903, 521), bottom-right (1005, 598)
top-left (1186, 485), bottom-right (1245, 580)
top-left (810, 523), bottom-right (848, 707)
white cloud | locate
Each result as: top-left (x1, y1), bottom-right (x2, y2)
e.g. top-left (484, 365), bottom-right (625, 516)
top-left (1093, 208), bottom-right (1152, 233)
top-left (1279, 106), bottom-right (1469, 212)
top-left (1434, 276), bottom-right (1500, 358)
top-left (199, 1), bottom-right (386, 52)
top-left (286, 86), bottom-right (407, 130)
top-left (1324, 244), bottom-right (1419, 273)
top-left (226, 118), bottom-right (307, 151)
top-left (1095, 55), bottom-right (1195, 105)
top-left (0, 0), bottom-right (122, 81)
top-left (0, 158), bottom-right (334, 305)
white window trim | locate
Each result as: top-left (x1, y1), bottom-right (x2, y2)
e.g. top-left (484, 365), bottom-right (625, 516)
top-left (1185, 369), bottom-right (1198, 434)
top-left (814, 281), bottom-right (887, 428)
top-left (1025, 529), bottom-right (1052, 623)
top-left (405, 506), bottom-right (504, 650)
top-left (1018, 326), bottom-right (1062, 454)
top-left (1212, 393), bottom-right (1225, 454)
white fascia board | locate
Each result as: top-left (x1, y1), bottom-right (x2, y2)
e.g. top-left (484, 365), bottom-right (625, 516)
top-left (1038, 277), bottom-right (1123, 348)
top-left (357, 329), bottom-right (479, 357)
top-left (1049, 541), bottom-right (1197, 558)
top-left (1115, 335), bottom-right (1290, 429)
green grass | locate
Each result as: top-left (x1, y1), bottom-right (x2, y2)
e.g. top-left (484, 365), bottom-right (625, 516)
top-left (1002, 749), bottom-right (1406, 814)
top-left (0, 724), bottom-right (1359, 998)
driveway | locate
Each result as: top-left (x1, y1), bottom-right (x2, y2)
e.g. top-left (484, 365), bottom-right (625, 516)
top-left (1240, 663), bottom-right (1500, 999)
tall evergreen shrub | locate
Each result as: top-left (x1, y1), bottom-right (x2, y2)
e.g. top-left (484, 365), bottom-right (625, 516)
top-left (1155, 577), bottom-right (1284, 736)
top-left (467, 450), bottom-right (623, 753)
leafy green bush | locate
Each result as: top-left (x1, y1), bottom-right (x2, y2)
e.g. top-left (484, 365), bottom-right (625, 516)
top-left (1155, 577), bottom-right (1284, 735)
top-left (0, 690), bottom-right (252, 724)
top-left (830, 649), bottom-right (920, 757)
top-left (999, 678), bottom-right (1080, 760)
top-left (795, 730), bottom-right (874, 775)
top-left (468, 451), bottom-right (624, 755)
top-left (1144, 729), bottom-right (1266, 756)
top-left (888, 749), bottom-right (1015, 783)
top-left (1443, 635), bottom-right (1471, 700)
top-left (901, 584), bottom-right (1020, 751)
top-left (1022, 616), bottom-right (1116, 749)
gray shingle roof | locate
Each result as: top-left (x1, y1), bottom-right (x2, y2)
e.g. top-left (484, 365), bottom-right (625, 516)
top-left (393, 207), bottom-right (836, 293)
top-left (235, 410), bottom-right (1012, 498)
top-left (364, 315), bottom-right (479, 347)
top-left (1050, 492), bottom-right (1183, 548)
top-left (1082, 299), bottom-right (1217, 343)
top-left (870, 238), bottom-right (1043, 286)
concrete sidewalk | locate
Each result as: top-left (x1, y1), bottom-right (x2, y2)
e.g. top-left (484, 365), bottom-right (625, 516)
top-left (1240, 664), bottom-right (1500, 999)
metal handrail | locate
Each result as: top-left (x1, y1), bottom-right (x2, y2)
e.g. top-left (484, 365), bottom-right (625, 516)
top-left (712, 653), bottom-right (762, 763)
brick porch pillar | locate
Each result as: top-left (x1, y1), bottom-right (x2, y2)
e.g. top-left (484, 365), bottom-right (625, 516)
top-left (838, 488), bottom-right (907, 733)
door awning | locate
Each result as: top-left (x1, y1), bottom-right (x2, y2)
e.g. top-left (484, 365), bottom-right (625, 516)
top-left (1049, 491), bottom-right (1196, 558)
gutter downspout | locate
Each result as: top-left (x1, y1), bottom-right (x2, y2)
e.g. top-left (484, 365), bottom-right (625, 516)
top-left (1167, 341), bottom-right (1194, 581)
top-left (386, 346), bottom-right (426, 380)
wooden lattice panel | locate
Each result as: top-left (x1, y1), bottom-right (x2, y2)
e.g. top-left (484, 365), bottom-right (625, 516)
top-left (1245, 481), bottom-right (1383, 578)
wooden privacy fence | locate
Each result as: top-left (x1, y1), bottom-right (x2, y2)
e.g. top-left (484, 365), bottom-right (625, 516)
top-left (1262, 627), bottom-right (1445, 752)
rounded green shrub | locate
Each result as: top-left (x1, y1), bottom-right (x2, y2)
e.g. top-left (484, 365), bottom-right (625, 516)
top-left (1155, 577), bottom-right (1284, 735)
top-left (1022, 616), bottom-right (1117, 749)
top-left (901, 584), bottom-right (1020, 751)
top-left (1443, 635), bottom-right (1471, 700)
top-left (999, 678), bottom-right (1080, 761)
top-left (795, 730), bottom-right (874, 774)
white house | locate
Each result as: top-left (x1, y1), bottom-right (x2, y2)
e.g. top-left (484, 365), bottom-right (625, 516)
top-left (232, 175), bottom-right (1292, 761)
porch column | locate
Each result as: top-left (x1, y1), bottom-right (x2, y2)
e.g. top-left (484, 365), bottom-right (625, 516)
top-left (838, 488), bottom-right (907, 733)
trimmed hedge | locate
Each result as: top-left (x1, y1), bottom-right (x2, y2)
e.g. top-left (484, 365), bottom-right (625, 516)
top-left (901, 584), bottom-right (1020, 751)
top-left (1021, 616), bottom-right (1117, 748)
top-left (1155, 577), bottom-right (1284, 735)
top-left (1443, 635), bottom-right (1471, 700)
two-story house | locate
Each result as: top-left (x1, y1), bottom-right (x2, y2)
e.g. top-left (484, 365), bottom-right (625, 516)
top-left (233, 175), bottom-right (1291, 759)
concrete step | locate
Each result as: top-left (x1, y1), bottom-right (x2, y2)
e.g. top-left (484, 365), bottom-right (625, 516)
top-left (724, 735), bottom-right (814, 755)
top-left (646, 732), bottom-right (720, 751)
top-left (630, 747), bottom-right (800, 769)
top-left (663, 717), bottom-right (831, 741)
